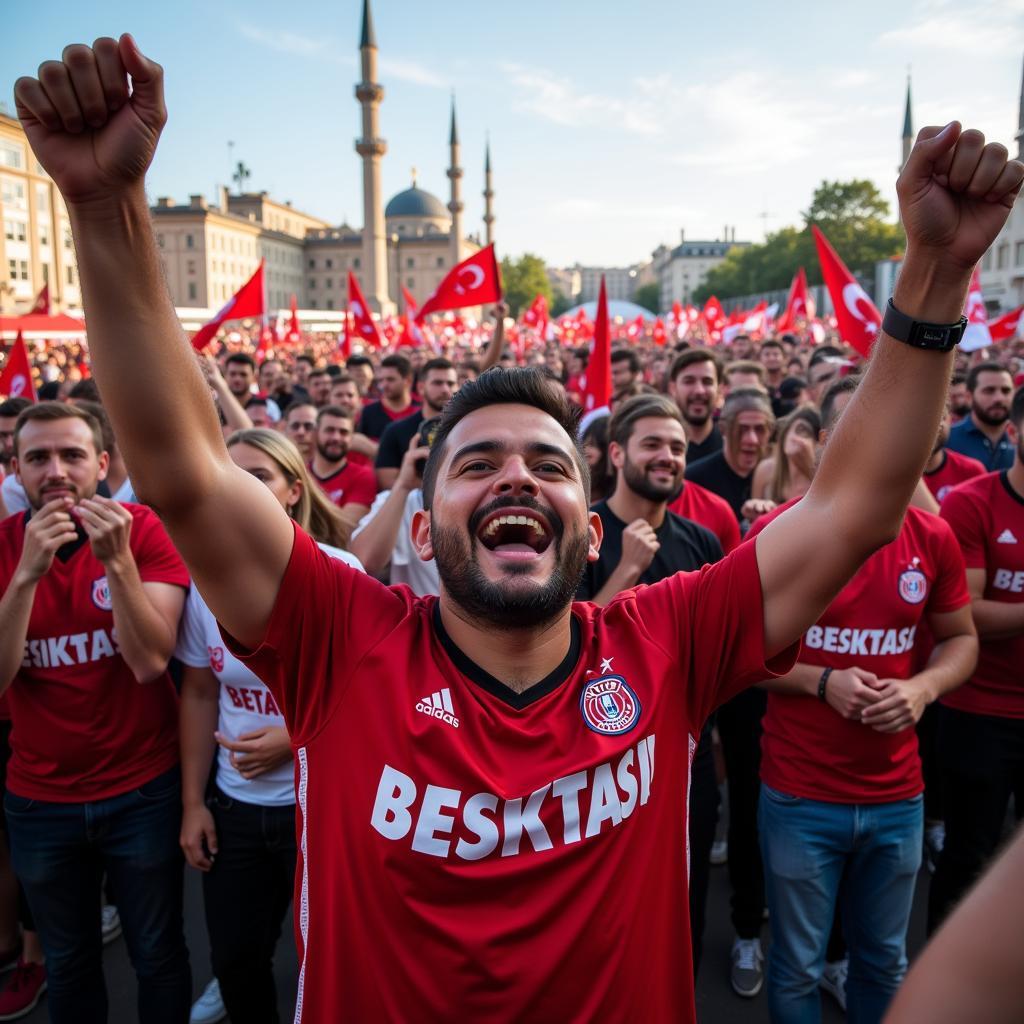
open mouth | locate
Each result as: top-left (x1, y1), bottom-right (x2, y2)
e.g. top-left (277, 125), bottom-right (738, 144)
top-left (476, 509), bottom-right (554, 556)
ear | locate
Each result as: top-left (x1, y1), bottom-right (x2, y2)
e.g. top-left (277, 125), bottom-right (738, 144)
top-left (411, 508), bottom-right (434, 562)
top-left (608, 440), bottom-right (625, 472)
top-left (96, 450), bottom-right (110, 482)
top-left (10, 456), bottom-right (20, 485)
top-left (286, 477), bottom-right (303, 514)
top-left (1008, 421), bottom-right (1019, 445)
top-left (586, 510), bottom-right (604, 563)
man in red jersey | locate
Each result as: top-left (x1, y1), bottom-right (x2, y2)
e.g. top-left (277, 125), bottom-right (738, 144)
top-left (0, 403), bottom-right (189, 1021)
top-left (748, 375), bottom-right (977, 1022)
top-left (923, 407), bottom-right (986, 505)
top-left (307, 406), bottom-right (376, 527)
top-left (928, 384), bottom-right (1024, 933)
top-left (15, 35), bottom-right (1022, 1022)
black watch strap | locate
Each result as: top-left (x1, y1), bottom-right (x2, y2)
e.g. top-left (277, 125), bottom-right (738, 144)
top-left (882, 299), bottom-right (967, 352)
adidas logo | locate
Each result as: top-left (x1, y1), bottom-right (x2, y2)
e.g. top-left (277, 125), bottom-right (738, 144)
top-left (415, 688), bottom-right (460, 729)
top-left (997, 529), bottom-right (1018, 545)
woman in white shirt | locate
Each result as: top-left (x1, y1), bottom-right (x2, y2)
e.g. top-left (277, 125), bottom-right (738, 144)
top-left (178, 429), bottom-right (363, 1024)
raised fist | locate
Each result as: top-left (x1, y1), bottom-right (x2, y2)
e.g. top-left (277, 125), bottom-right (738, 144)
top-left (898, 123), bottom-right (1024, 273)
top-left (14, 35), bottom-right (166, 206)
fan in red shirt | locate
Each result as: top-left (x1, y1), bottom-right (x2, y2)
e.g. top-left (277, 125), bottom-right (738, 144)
top-left (923, 409), bottom-right (986, 505)
top-left (18, 40), bottom-right (1021, 1022)
top-left (669, 480), bottom-right (740, 554)
top-left (928, 385), bottom-right (1024, 934)
top-left (747, 375), bottom-right (976, 1021)
top-left (307, 406), bottom-right (377, 529)
top-left (0, 402), bottom-right (190, 1019)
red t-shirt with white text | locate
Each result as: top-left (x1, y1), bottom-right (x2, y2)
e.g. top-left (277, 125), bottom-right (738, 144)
top-left (924, 448), bottom-right (986, 505)
top-left (749, 501), bottom-right (969, 803)
top-left (228, 524), bottom-right (797, 1022)
top-left (0, 504), bottom-right (188, 801)
top-left (308, 459), bottom-right (377, 509)
top-left (941, 471), bottom-right (1024, 718)
top-left (669, 481), bottom-right (741, 553)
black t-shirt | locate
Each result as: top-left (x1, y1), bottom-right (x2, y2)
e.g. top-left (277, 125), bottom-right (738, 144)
top-left (358, 399), bottom-right (420, 441)
top-left (686, 425), bottom-right (723, 465)
top-left (375, 410), bottom-right (427, 470)
top-left (684, 450), bottom-right (751, 522)
top-left (577, 500), bottom-right (723, 600)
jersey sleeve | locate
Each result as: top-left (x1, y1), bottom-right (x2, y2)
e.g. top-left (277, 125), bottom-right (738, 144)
top-left (174, 585), bottom-right (213, 668)
top-left (632, 539), bottom-right (799, 723)
top-left (716, 506), bottom-right (741, 554)
top-left (129, 507), bottom-right (190, 588)
top-left (350, 489), bottom-right (390, 541)
top-left (927, 516), bottom-right (972, 614)
top-left (940, 485), bottom-right (987, 570)
top-left (223, 521), bottom-right (411, 744)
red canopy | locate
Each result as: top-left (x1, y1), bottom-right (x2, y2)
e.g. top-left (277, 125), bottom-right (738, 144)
top-left (0, 313), bottom-right (86, 339)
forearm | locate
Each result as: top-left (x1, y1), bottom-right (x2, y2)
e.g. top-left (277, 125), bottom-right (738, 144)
top-left (592, 561), bottom-right (644, 607)
top-left (179, 670), bottom-right (219, 808)
top-left (106, 558), bottom-right (176, 682)
top-left (916, 633), bottom-right (978, 701)
top-left (480, 317), bottom-right (505, 372)
top-left (350, 433), bottom-right (379, 461)
top-left (809, 255), bottom-right (967, 552)
top-left (971, 599), bottom-right (1024, 640)
top-left (758, 661), bottom-right (821, 696)
top-left (350, 487), bottom-right (409, 575)
top-left (68, 189), bottom-right (228, 510)
top-left (0, 575), bottom-right (38, 691)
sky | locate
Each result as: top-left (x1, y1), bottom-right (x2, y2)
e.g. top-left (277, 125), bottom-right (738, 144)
top-left (4, 0), bottom-right (1023, 268)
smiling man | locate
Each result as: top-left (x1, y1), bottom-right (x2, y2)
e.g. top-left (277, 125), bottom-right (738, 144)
top-left (13, 34), bottom-right (1022, 1023)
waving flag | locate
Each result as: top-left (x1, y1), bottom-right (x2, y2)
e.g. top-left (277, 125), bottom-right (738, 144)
top-left (415, 244), bottom-right (502, 323)
top-left (812, 226), bottom-right (880, 357)
top-left (987, 306), bottom-right (1024, 345)
top-left (348, 272), bottom-right (383, 349)
top-left (959, 266), bottom-right (993, 353)
top-left (775, 268), bottom-right (809, 332)
top-left (0, 332), bottom-right (36, 401)
top-left (29, 284), bottom-right (50, 315)
top-left (580, 277), bottom-right (611, 417)
top-left (191, 262), bottom-right (265, 351)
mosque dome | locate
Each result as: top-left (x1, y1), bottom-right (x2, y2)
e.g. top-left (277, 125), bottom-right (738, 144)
top-left (385, 186), bottom-right (448, 220)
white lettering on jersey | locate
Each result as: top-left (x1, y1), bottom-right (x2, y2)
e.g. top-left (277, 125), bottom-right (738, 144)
top-left (370, 733), bottom-right (656, 861)
top-left (803, 625), bottom-right (917, 657)
top-left (22, 628), bottom-right (120, 669)
top-left (994, 569), bottom-right (1024, 593)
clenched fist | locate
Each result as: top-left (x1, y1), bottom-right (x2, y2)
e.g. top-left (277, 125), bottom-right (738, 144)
top-left (16, 497), bottom-right (78, 584)
top-left (14, 35), bottom-right (166, 207)
top-left (620, 519), bottom-right (660, 576)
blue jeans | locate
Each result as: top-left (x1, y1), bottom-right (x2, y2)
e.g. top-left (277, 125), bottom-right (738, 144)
top-left (759, 784), bottom-right (923, 1024)
top-left (5, 765), bottom-right (190, 1023)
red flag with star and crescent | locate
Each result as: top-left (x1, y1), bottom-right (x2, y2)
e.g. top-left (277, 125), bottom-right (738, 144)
top-left (811, 226), bottom-right (880, 358)
top-left (415, 244), bottom-right (502, 323)
top-left (347, 272), bottom-right (383, 349)
top-left (0, 332), bottom-right (37, 401)
top-left (191, 262), bottom-right (265, 351)
top-left (987, 306), bottom-right (1024, 344)
top-left (580, 277), bottom-right (611, 415)
top-left (29, 284), bottom-right (50, 315)
top-left (775, 267), bottom-right (809, 332)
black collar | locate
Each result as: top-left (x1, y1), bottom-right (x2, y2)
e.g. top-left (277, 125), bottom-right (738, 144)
top-left (432, 602), bottom-right (581, 710)
top-left (1000, 470), bottom-right (1024, 508)
top-left (923, 450), bottom-right (947, 477)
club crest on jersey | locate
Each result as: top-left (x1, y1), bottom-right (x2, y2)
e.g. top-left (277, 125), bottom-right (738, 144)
top-left (91, 576), bottom-right (112, 611)
top-left (898, 561), bottom-right (927, 605)
top-left (580, 675), bottom-right (641, 736)
top-left (208, 646), bottom-right (225, 673)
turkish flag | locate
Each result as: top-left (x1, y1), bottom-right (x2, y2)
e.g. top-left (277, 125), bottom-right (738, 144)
top-left (415, 244), bottom-right (502, 323)
top-left (29, 284), bottom-right (50, 315)
top-left (702, 295), bottom-right (725, 344)
top-left (348, 272), bottom-right (382, 348)
top-left (959, 266), bottom-right (993, 353)
top-left (811, 226), bottom-right (880, 358)
top-left (580, 277), bottom-right (611, 415)
top-left (775, 268), bottom-right (809, 332)
top-left (401, 286), bottom-right (419, 315)
top-left (0, 332), bottom-right (37, 401)
top-left (191, 262), bottom-right (265, 351)
top-left (652, 317), bottom-right (667, 346)
top-left (987, 306), bottom-right (1024, 344)
top-left (285, 293), bottom-right (302, 344)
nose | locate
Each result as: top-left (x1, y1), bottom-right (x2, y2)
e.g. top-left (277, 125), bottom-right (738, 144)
top-left (492, 456), bottom-right (539, 497)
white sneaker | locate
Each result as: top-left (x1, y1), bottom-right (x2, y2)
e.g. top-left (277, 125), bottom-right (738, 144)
top-left (820, 957), bottom-right (848, 1013)
top-left (190, 978), bottom-right (227, 1024)
top-left (100, 905), bottom-right (121, 945)
top-left (730, 937), bottom-right (764, 997)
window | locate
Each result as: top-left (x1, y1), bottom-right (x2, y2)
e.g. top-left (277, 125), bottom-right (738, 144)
top-left (309, 257), bottom-right (316, 269)
top-left (0, 140), bottom-right (23, 170)
top-left (309, 278), bottom-right (316, 290)
top-left (310, 299), bottom-right (317, 308)
top-left (35, 185), bottom-right (49, 211)
top-left (3, 220), bottom-right (25, 242)
top-left (436, 257), bottom-right (444, 267)
top-left (998, 244), bottom-right (1009, 270)
top-left (38, 225), bottom-right (49, 247)
top-left (157, 234), bottom-right (164, 248)
top-left (982, 251), bottom-right (992, 271)
top-left (17, 260), bottom-right (28, 281)
top-left (406, 257), bottom-right (414, 269)
top-left (1016, 241), bottom-right (1024, 267)
top-left (187, 260), bottom-right (196, 275)
top-left (186, 234), bottom-right (194, 249)
top-left (325, 278), bottom-right (332, 289)
top-left (326, 298), bottom-right (334, 309)
top-left (326, 258), bottom-right (333, 269)
top-left (66, 265), bottom-right (75, 285)
top-left (41, 264), bottom-right (49, 285)
top-left (0, 178), bottom-right (25, 207)
top-left (188, 282), bottom-right (197, 301)
top-left (353, 258), bottom-right (360, 269)
top-left (407, 277), bottom-right (415, 288)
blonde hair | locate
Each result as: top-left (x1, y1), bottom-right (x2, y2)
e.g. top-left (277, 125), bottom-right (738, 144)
top-left (226, 428), bottom-right (351, 549)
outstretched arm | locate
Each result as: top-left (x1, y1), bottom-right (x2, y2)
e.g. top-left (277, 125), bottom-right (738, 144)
top-left (756, 125), bottom-right (1023, 657)
top-left (15, 37), bottom-right (292, 649)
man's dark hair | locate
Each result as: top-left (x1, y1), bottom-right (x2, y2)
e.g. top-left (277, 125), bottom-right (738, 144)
top-left (608, 393), bottom-right (683, 450)
top-left (225, 352), bottom-right (256, 371)
top-left (421, 367), bottom-right (588, 509)
top-left (316, 405), bottom-right (353, 425)
top-left (325, 364), bottom-right (343, 379)
top-left (0, 397), bottom-right (32, 419)
top-left (295, 354), bottom-right (316, 368)
top-left (760, 339), bottom-right (784, 355)
top-left (610, 349), bottom-right (641, 374)
top-left (330, 374), bottom-right (358, 390)
top-left (724, 359), bottom-right (766, 384)
top-left (307, 367), bottom-right (331, 383)
top-left (720, 387), bottom-right (774, 424)
top-left (669, 348), bottom-right (721, 385)
top-left (68, 378), bottom-right (101, 402)
top-left (573, 346), bottom-right (590, 367)
top-left (808, 346), bottom-right (845, 369)
top-left (246, 396), bottom-right (269, 410)
top-left (951, 371), bottom-right (967, 388)
top-left (1011, 385), bottom-right (1024, 428)
top-left (422, 357), bottom-right (455, 377)
top-left (820, 374), bottom-right (862, 431)
top-left (37, 381), bottom-right (60, 401)
top-left (14, 401), bottom-right (105, 456)
top-left (381, 354), bottom-right (412, 379)
top-left (345, 354), bottom-right (373, 371)
top-left (967, 361), bottom-right (1012, 393)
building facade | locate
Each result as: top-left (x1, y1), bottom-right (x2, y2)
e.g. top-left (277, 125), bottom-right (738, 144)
top-left (657, 231), bottom-right (749, 309)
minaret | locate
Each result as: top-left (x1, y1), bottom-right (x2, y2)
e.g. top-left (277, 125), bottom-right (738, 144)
top-left (354, 0), bottom-right (391, 313)
top-left (447, 96), bottom-right (464, 268)
top-left (1015, 53), bottom-right (1023, 162)
top-left (901, 75), bottom-right (913, 172)
top-left (483, 138), bottom-right (495, 247)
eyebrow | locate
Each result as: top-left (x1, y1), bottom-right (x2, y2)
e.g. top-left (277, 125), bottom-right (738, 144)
top-left (449, 439), bottom-right (577, 467)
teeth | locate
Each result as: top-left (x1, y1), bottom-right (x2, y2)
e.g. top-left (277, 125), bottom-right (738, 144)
top-left (482, 514), bottom-right (546, 537)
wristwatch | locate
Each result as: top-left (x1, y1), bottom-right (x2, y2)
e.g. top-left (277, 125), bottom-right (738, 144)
top-left (881, 299), bottom-right (967, 352)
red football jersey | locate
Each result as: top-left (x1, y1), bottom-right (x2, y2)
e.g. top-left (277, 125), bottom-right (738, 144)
top-left (924, 448), bottom-right (986, 505)
top-left (229, 524), bottom-right (796, 1022)
top-left (669, 480), bottom-right (741, 553)
top-left (308, 459), bottom-right (377, 509)
top-left (749, 502), bottom-right (969, 803)
top-left (941, 471), bottom-right (1024, 718)
top-left (0, 505), bottom-right (188, 801)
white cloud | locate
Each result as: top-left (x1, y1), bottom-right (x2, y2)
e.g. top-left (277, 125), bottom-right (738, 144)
top-left (237, 25), bottom-right (329, 57)
top-left (379, 57), bottom-right (445, 88)
top-left (879, 0), bottom-right (1024, 55)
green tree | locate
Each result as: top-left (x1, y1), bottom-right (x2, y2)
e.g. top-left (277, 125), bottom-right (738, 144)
top-left (632, 282), bottom-right (660, 314)
top-left (550, 289), bottom-right (571, 318)
top-left (693, 179), bottom-right (903, 304)
top-left (499, 254), bottom-right (553, 317)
